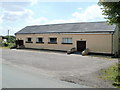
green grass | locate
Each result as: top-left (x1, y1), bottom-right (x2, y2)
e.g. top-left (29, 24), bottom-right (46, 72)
top-left (99, 63), bottom-right (120, 88)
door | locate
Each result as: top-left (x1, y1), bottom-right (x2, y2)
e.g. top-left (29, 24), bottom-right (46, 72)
top-left (16, 40), bottom-right (24, 46)
top-left (77, 41), bottom-right (86, 52)
top-left (19, 40), bottom-right (24, 46)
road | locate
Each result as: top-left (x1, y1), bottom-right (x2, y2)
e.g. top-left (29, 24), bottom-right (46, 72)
top-left (1, 48), bottom-right (118, 88)
top-left (1, 63), bottom-right (89, 88)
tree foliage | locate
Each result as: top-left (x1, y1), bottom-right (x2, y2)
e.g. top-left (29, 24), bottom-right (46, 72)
top-left (4, 35), bottom-right (16, 43)
top-left (98, 1), bottom-right (120, 26)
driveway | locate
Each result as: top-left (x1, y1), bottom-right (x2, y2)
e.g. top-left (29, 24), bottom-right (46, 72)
top-left (2, 48), bottom-right (118, 88)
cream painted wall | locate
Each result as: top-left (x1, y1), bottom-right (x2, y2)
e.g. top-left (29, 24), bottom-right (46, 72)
top-left (113, 26), bottom-right (119, 55)
top-left (16, 33), bottom-right (112, 54)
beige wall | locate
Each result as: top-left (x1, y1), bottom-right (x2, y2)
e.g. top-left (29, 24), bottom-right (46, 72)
top-left (16, 33), bottom-right (113, 54)
top-left (113, 26), bottom-right (119, 55)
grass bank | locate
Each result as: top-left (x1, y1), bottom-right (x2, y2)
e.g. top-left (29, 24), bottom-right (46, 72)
top-left (99, 62), bottom-right (120, 88)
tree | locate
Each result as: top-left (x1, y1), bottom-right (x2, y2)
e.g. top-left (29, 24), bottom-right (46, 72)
top-left (98, 0), bottom-right (120, 57)
top-left (98, 0), bottom-right (120, 25)
top-left (4, 35), bottom-right (16, 43)
top-left (98, 1), bottom-right (120, 87)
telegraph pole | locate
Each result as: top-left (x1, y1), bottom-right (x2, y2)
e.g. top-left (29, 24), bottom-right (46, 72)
top-left (8, 29), bottom-right (10, 43)
top-left (8, 29), bottom-right (9, 36)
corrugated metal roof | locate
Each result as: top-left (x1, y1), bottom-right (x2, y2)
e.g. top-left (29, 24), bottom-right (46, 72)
top-left (15, 22), bottom-right (116, 34)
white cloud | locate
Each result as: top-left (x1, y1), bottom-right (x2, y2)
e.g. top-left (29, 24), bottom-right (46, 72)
top-left (1, 1), bottom-right (35, 22)
top-left (22, 4), bottom-right (105, 26)
top-left (25, 17), bottom-right (48, 25)
top-left (39, 5), bottom-right (105, 25)
top-left (2, 9), bottom-right (34, 21)
top-left (30, 0), bottom-right (38, 5)
top-left (78, 8), bottom-right (82, 10)
top-left (0, 0), bottom-right (38, 4)
top-left (0, 1), bottom-right (36, 35)
top-left (72, 5), bottom-right (105, 22)
top-left (0, 4), bottom-right (106, 35)
top-left (0, 15), bottom-right (3, 24)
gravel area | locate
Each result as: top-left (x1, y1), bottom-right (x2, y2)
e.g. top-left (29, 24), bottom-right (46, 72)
top-left (2, 48), bottom-right (118, 88)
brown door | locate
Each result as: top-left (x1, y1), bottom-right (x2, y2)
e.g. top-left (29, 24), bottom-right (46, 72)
top-left (77, 41), bottom-right (86, 52)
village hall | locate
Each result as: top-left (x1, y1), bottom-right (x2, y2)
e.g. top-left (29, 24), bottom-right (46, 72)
top-left (15, 22), bottom-right (119, 56)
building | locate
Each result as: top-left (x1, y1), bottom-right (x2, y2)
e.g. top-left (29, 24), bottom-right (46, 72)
top-left (15, 22), bottom-right (120, 55)
top-left (0, 36), bottom-right (7, 43)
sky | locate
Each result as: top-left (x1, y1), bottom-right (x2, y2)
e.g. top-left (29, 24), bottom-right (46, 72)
top-left (0, 0), bottom-right (107, 36)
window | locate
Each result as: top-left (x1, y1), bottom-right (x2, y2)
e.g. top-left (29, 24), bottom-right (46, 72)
top-left (48, 38), bottom-right (57, 44)
top-left (36, 38), bottom-right (44, 43)
top-left (62, 38), bottom-right (72, 44)
top-left (26, 37), bottom-right (33, 43)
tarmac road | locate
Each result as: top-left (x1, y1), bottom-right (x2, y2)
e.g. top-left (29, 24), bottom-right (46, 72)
top-left (1, 48), bottom-right (118, 88)
top-left (1, 63), bottom-right (90, 88)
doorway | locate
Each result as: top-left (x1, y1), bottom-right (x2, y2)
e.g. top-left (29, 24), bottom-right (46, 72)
top-left (77, 41), bottom-right (86, 52)
top-left (16, 40), bottom-right (24, 46)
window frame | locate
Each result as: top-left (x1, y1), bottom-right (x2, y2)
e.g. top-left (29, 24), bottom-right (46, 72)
top-left (62, 38), bottom-right (72, 44)
top-left (48, 37), bottom-right (57, 44)
top-left (25, 37), bottom-right (33, 43)
top-left (36, 37), bottom-right (44, 44)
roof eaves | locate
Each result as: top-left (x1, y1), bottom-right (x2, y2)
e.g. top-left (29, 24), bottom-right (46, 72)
top-left (15, 31), bottom-right (114, 35)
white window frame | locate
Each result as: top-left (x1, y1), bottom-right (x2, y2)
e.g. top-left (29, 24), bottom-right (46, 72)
top-left (62, 38), bottom-right (72, 44)
top-left (26, 37), bottom-right (32, 42)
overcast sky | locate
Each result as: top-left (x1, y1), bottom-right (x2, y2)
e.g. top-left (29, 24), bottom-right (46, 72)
top-left (0, 0), bottom-right (106, 36)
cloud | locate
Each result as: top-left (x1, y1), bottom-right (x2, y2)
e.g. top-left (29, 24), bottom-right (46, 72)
top-left (1, 1), bottom-right (35, 22)
top-left (0, 0), bottom-right (98, 2)
top-left (0, 0), bottom-right (38, 4)
top-left (25, 17), bottom-right (48, 25)
top-left (39, 5), bottom-right (105, 25)
top-left (0, 15), bottom-right (3, 24)
top-left (0, 1), bottom-right (37, 35)
top-left (2, 9), bottom-right (34, 21)
top-left (72, 5), bottom-right (105, 22)
top-left (30, 0), bottom-right (38, 5)
top-left (0, 4), bottom-right (105, 35)
top-left (23, 4), bottom-right (105, 26)
top-left (1, 0), bottom-right (38, 11)
top-left (78, 8), bottom-right (82, 10)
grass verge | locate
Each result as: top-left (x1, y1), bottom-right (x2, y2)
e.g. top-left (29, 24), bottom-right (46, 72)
top-left (99, 63), bottom-right (120, 88)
